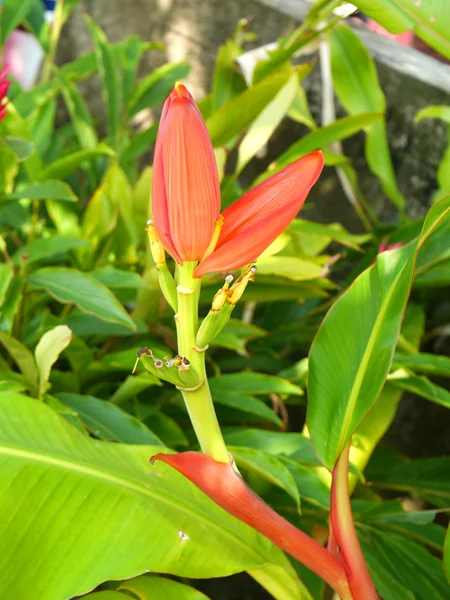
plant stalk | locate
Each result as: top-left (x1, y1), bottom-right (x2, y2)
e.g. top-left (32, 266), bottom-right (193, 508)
top-left (176, 262), bottom-right (229, 462)
top-left (331, 441), bottom-right (378, 600)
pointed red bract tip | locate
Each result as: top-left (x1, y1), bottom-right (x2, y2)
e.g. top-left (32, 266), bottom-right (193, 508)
top-left (151, 451), bottom-right (350, 597)
top-left (151, 84), bottom-right (221, 263)
top-left (194, 151), bottom-right (324, 277)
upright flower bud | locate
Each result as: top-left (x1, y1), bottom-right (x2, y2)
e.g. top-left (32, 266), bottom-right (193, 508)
top-left (151, 83), bottom-right (221, 263)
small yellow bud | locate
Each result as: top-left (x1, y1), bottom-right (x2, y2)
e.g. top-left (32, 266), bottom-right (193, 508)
top-left (211, 274), bottom-right (233, 311)
top-left (227, 264), bottom-right (256, 305)
top-left (146, 221), bottom-right (166, 266)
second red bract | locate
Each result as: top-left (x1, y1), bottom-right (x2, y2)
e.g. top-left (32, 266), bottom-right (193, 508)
top-left (152, 83), bottom-right (324, 277)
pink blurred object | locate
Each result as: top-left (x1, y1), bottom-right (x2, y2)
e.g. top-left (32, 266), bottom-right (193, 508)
top-left (0, 67), bottom-right (11, 121)
top-left (3, 30), bottom-right (44, 90)
top-left (365, 20), bottom-right (414, 47)
top-left (378, 238), bottom-right (403, 254)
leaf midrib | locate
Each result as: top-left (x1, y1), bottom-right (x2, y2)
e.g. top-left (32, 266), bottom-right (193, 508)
top-left (335, 256), bottom-right (412, 460)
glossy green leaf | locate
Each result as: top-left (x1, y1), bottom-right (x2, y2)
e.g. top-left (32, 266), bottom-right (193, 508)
top-left (39, 145), bottom-right (114, 181)
top-left (13, 236), bottom-right (88, 265)
top-left (0, 391), bottom-right (305, 600)
top-left (394, 352), bottom-right (450, 377)
top-left (2, 181), bottom-right (77, 203)
top-left (210, 372), bottom-right (303, 397)
top-left (57, 393), bottom-right (164, 445)
top-left (206, 69), bottom-right (292, 147)
top-left (120, 574), bottom-right (211, 599)
top-left (127, 62), bottom-right (190, 117)
top-left (2, 137), bottom-right (35, 161)
top-left (35, 325), bottom-right (72, 397)
top-left (308, 196), bottom-right (450, 469)
top-left (90, 267), bottom-right (144, 290)
top-left (0, 0), bottom-right (35, 44)
top-left (236, 73), bottom-right (297, 173)
top-left (0, 332), bottom-right (38, 388)
top-left (86, 16), bottom-right (121, 143)
top-left (416, 105), bottom-right (450, 124)
top-left (329, 25), bottom-right (404, 209)
top-left (81, 186), bottom-right (117, 251)
top-left (29, 267), bottom-right (135, 330)
top-left (228, 446), bottom-right (301, 511)
top-left (351, 0), bottom-right (450, 60)
top-left (280, 458), bottom-right (331, 509)
top-left (223, 429), bottom-right (313, 458)
top-left (65, 312), bottom-right (146, 337)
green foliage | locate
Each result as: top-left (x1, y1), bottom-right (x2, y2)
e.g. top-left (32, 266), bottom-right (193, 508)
top-left (0, 3), bottom-right (449, 600)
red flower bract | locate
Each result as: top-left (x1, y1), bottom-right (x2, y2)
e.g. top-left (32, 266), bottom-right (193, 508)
top-left (151, 84), bottom-right (324, 274)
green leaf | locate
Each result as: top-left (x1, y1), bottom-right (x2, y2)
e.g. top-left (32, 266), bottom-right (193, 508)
top-left (206, 69), bottom-right (293, 147)
top-left (0, 276), bottom-right (24, 334)
top-left (0, 0), bottom-right (35, 44)
top-left (0, 263), bottom-right (13, 306)
top-left (0, 332), bottom-right (38, 388)
top-left (214, 392), bottom-right (282, 426)
top-left (2, 181), bottom-right (77, 203)
top-left (57, 393), bottom-right (164, 445)
top-left (82, 593), bottom-right (129, 600)
top-left (210, 372), bottom-right (303, 397)
top-left (127, 62), bottom-right (190, 117)
top-left (280, 458), bottom-right (331, 509)
top-left (393, 352), bottom-right (450, 377)
top-left (0, 369), bottom-right (30, 393)
top-left (119, 574), bottom-right (211, 599)
top-left (2, 137), bottom-right (35, 161)
top-left (39, 145), bottom-right (115, 180)
top-left (58, 74), bottom-right (98, 150)
top-left (288, 219), bottom-right (366, 252)
top-left (35, 326), bottom-right (72, 397)
top-left (416, 105), bottom-right (450, 124)
top-left (329, 25), bottom-right (404, 209)
top-left (308, 196), bottom-right (450, 469)
top-left (0, 391), bottom-right (304, 600)
top-left (257, 256), bottom-right (324, 282)
top-left (351, 0), bottom-right (450, 60)
top-left (366, 448), bottom-right (450, 508)
top-left (29, 268), bottom-right (135, 330)
top-left (109, 373), bottom-right (161, 406)
top-left (86, 16), bottom-right (121, 144)
top-left (120, 124), bottom-right (158, 164)
top-left (228, 447), bottom-right (301, 511)
top-left (13, 236), bottom-right (88, 265)
top-left (359, 524), bottom-right (449, 600)
top-left (236, 74), bottom-right (297, 173)
top-left (90, 267), bottom-right (144, 290)
top-left (444, 526), bottom-right (450, 581)
top-left (212, 39), bottom-right (247, 111)
top-left (260, 112), bottom-right (382, 184)
top-left (81, 186), bottom-right (117, 252)
top-left (389, 371), bottom-right (450, 409)
top-left (308, 243), bottom-right (416, 469)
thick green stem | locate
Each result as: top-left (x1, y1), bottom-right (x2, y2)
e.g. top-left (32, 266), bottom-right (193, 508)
top-left (176, 262), bottom-right (229, 462)
top-left (331, 442), bottom-right (378, 600)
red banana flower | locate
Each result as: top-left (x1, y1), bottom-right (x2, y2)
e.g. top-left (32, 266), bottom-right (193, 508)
top-left (0, 67), bottom-right (11, 121)
top-left (152, 83), bottom-right (324, 276)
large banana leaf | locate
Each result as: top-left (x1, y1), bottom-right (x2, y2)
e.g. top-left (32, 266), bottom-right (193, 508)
top-left (0, 392), bottom-right (302, 600)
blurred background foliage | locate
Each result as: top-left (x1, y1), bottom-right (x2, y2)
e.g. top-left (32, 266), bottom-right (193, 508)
top-left (0, 1), bottom-right (449, 599)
